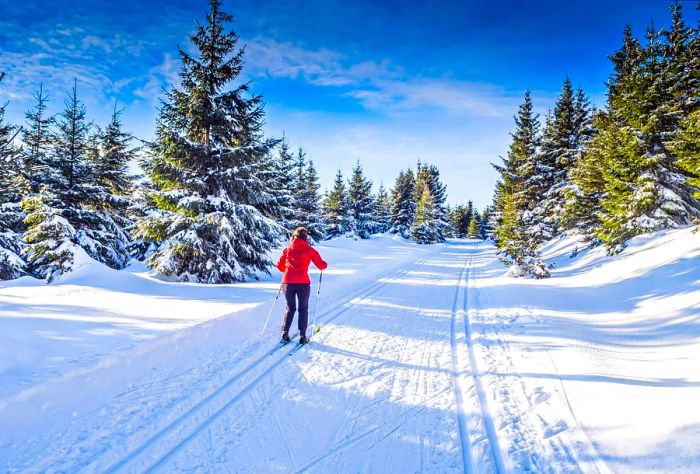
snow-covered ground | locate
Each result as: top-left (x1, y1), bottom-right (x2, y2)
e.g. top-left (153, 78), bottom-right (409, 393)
top-left (0, 228), bottom-right (698, 472)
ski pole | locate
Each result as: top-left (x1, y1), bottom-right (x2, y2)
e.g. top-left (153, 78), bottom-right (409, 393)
top-left (260, 284), bottom-right (283, 336)
top-left (310, 271), bottom-right (323, 340)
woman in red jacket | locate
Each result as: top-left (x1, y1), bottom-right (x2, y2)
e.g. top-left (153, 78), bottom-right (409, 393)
top-left (276, 227), bottom-right (328, 344)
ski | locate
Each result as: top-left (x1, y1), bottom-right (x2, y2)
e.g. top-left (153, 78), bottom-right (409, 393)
top-left (268, 339), bottom-right (290, 356)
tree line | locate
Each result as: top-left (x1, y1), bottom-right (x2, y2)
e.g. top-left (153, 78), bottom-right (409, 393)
top-left (489, 2), bottom-right (700, 278)
top-left (0, 0), bottom-right (483, 284)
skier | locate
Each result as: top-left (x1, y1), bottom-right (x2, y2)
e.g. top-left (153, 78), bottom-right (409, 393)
top-left (276, 227), bottom-right (328, 344)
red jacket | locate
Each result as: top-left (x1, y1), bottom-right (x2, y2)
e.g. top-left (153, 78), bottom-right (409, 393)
top-left (277, 239), bottom-right (328, 284)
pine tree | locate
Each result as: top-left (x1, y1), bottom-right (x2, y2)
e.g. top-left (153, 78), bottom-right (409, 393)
top-left (21, 188), bottom-right (81, 283)
top-left (135, 0), bottom-right (282, 282)
top-left (268, 136), bottom-right (299, 234)
top-left (389, 168), bottom-right (415, 238)
top-left (492, 91), bottom-right (549, 276)
top-left (96, 103), bottom-right (135, 196)
top-left (299, 159), bottom-right (326, 241)
top-left (0, 99), bottom-right (19, 204)
top-left (468, 214), bottom-right (480, 239)
top-left (47, 82), bottom-right (133, 270)
top-left (19, 85), bottom-right (52, 194)
top-left (347, 161), bottom-right (376, 239)
top-left (539, 79), bottom-right (592, 236)
top-left (450, 203), bottom-right (472, 238)
top-left (411, 181), bottom-right (441, 244)
top-left (323, 169), bottom-right (351, 237)
top-left (415, 162), bottom-right (449, 242)
top-left (374, 183), bottom-right (392, 233)
top-left (563, 110), bottom-right (606, 243)
top-left (672, 108), bottom-right (700, 201)
top-left (592, 20), bottom-right (700, 251)
top-left (480, 207), bottom-right (494, 239)
top-left (0, 93), bottom-right (26, 279)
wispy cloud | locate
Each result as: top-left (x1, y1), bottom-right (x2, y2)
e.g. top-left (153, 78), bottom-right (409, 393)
top-left (243, 36), bottom-right (518, 118)
top-left (244, 37), bottom-right (402, 87)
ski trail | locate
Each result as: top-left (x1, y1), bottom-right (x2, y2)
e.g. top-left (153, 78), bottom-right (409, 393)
top-left (461, 248), bottom-right (507, 472)
top-left (449, 254), bottom-right (475, 473)
top-left (271, 408), bottom-right (298, 471)
top-left (102, 256), bottom-right (432, 473)
top-left (467, 243), bottom-right (612, 474)
top-left (293, 386), bottom-right (453, 474)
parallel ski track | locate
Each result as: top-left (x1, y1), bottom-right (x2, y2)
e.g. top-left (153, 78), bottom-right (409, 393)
top-left (449, 253), bottom-right (475, 472)
top-left (461, 243), bottom-right (506, 473)
top-left (104, 255), bottom-right (432, 473)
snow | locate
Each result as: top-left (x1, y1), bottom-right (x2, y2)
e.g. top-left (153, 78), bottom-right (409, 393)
top-left (1, 228), bottom-right (699, 472)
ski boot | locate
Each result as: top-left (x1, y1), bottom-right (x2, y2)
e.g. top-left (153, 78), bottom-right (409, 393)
top-left (281, 332), bottom-right (290, 343)
top-left (299, 334), bottom-right (308, 345)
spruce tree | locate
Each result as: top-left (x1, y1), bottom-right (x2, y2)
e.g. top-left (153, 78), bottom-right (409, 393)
top-left (480, 207), bottom-right (494, 239)
top-left (389, 168), bottom-right (415, 238)
top-left (539, 79), bottom-right (592, 236)
top-left (19, 85), bottom-right (52, 194)
top-left (415, 162), bottom-right (449, 242)
top-left (564, 110), bottom-right (606, 243)
top-left (468, 215), bottom-right (480, 239)
top-left (374, 183), bottom-right (392, 234)
top-left (492, 91), bottom-right (549, 276)
top-left (46, 82), bottom-right (133, 270)
top-left (347, 161), bottom-right (376, 239)
top-left (51, 80), bottom-right (93, 202)
top-left (135, 0), bottom-right (281, 282)
top-left (412, 183), bottom-right (441, 244)
top-left (592, 20), bottom-right (700, 251)
top-left (0, 99), bottom-right (19, 204)
top-left (21, 188), bottom-right (81, 283)
top-left (299, 159), bottom-right (326, 241)
top-left (95, 103), bottom-right (135, 196)
top-left (451, 204), bottom-right (472, 238)
top-left (268, 136), bottom-right (299, 234)
top-left (672, 109), bottom-right (700, 200)
top-left (323, 169), bottom-right (351, 237)
top-left (0, 94), bottom-right (26, 279)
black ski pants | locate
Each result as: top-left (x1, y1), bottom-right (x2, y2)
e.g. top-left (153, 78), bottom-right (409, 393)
top-left (282, 284), bottom-right (311, 336)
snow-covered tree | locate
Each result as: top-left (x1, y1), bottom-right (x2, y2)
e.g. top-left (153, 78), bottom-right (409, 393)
top-left (672, 108), bottom-right (700, 201)
top-left (468, 215), bottom-right (480, 239)
top-left (135, 0), bottom-right (282, 282)
top-left (415, 162), bottom-right (449, 242)
top-left (481, 206), bottom-right (495, 240)
top-left (95, 103), bottom-right (135, 196)
top-left (18, 85), bottom-right (52, 195)
top-left (21, 188), bottom-right (81, 283)
top-left (0, 91), bottom-right (26, 280)
top-left (411, 182), bottom-right (441, 244)
top-left (45, 82), bottom-right (133, 270)
top-left (299, 158), bottom-right (326, 241)
top-left (389, 168), bottom-right (415, 238)
top-left (373, 183), bottom-right (392, 234)
top-left (323, 169), bottom-right (351, 237)
top-left (591, 20), bottom-right (700, 252)
top-left (492, 91), bottom-right (549, 277)
top-left (539, 79), bottom-right (593, 236)
top-left (347, 161), bottom-right (376, 239)
top-left (451, 202), bottom-right (473, 238)
top-left (266, 136), bottom-right (299, 235)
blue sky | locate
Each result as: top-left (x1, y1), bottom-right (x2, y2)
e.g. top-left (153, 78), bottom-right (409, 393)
top-left (1, 0), bottom-right (697, 209)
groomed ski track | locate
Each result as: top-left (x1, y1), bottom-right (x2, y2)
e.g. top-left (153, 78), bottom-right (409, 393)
top-left (102, 240), bottom-right (506, 473)
top-left (5, 239), bottom-right (610, 473)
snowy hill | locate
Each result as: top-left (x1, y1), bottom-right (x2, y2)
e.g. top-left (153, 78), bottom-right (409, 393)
top-left (0, 228), bottom-right (698, 472)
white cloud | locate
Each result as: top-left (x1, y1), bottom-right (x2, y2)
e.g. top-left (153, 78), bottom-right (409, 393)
top-left (244, 37), bottom-right (517, 118)
top-left (133, 53), bottom-right (181, 104)
top-left (244, 37), bottom-right (402, 87)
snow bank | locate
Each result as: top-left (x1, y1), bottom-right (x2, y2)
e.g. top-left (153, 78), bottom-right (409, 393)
top-left (473, 225), bottom-right (700, 473)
